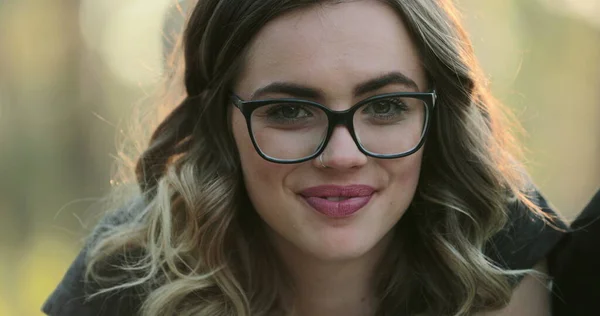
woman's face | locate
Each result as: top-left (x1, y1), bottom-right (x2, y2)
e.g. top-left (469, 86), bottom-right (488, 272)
top-left (232, 0), bottom-right (427, 262)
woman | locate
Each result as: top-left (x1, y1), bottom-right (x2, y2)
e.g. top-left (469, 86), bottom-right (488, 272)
top-left (42, 0), bottom-right (567, 315)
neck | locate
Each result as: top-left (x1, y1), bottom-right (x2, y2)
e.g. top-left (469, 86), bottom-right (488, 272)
top-left (270, 231), bottom-right (395, 316)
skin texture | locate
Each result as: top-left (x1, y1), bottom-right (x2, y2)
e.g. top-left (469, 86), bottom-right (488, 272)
top-left (231, 1), bottom-right (550, 315)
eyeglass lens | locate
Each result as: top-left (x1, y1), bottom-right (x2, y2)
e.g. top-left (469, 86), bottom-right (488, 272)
top-left (249, 96), bottom-right (427, 160)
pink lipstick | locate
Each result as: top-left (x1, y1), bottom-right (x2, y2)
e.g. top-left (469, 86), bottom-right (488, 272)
top-left (299, 185), bottom-right (375, 218)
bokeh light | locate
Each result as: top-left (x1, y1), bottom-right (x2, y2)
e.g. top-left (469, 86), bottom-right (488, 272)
top-left (538, 0), bottom-right (600, 29)
top-left (80, 0), bottom-right (172, 85)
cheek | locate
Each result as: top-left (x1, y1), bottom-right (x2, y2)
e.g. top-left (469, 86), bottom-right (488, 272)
top-left (380, 150), bottom-right (423, 207)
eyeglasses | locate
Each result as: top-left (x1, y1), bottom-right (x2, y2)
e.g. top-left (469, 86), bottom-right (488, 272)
top-left (230, 91), bottom-right (437, 164)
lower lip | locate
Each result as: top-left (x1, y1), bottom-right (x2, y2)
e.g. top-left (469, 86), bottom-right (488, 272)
top-left (302, 195), bottom-right (373, 218)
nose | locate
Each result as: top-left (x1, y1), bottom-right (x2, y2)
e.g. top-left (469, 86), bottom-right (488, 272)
top-left (315, 126), bottom-right (368, 170)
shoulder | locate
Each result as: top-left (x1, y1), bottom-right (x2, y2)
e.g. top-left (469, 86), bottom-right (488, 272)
top-left (477, 260), bottom-right (551, 316)
top-left (477, 190), bottom-right (568, 315)
top-left (42, 197), bottom-right (147, 316)
top-left (483, 189), bottom-right (600, 316)
top-left (485, 189), bottom-right (568, 271)
top-left (42, 249), bottom-right (143, 316)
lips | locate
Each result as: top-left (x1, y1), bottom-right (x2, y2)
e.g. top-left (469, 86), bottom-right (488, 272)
top-left (299, 185), bottom-right (375, 218)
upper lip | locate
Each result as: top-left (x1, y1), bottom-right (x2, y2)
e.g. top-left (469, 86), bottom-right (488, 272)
top-left (299, 185), bottom-right (375, 198)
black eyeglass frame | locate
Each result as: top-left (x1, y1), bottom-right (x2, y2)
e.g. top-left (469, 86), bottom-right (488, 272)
top-left (230, 90), bottom-right (437, 164)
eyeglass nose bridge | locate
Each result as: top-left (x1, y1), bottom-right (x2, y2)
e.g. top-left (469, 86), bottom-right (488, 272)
top-left (317, 108), bottom-right (364, 158)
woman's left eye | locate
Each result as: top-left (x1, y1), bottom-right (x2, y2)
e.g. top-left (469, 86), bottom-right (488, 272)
top-left (363, 98), bottom-right (408, 117)
top-left (371, 101), bottom-right (394, 114)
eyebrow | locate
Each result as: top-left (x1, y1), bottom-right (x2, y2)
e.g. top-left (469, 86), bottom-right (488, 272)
top-left (250, 71), bottom-right (420, 100)
top-left (251, 82), bottom-right (324, 100)
top-left (354, 72), bottom-right (419, 96)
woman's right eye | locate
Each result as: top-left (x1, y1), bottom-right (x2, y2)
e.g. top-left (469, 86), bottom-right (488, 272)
top-left (265, 104), bottom-right (312, 120)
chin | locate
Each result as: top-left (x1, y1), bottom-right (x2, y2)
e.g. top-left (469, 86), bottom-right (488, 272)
top-left (303, 230), bottom-right (387, 263)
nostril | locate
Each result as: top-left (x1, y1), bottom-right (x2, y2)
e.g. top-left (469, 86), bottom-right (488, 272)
top-left (318, 126), bottom-right (368, 169)
top-left (319, 150), bottom-right (368, 170)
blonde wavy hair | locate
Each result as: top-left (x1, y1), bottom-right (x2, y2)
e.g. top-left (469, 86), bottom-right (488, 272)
top-left (86, 0), bottom-right (549, 315)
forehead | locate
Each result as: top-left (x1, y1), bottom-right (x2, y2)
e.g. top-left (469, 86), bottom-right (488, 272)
top-left (235, 0), bottom-right (427, 99)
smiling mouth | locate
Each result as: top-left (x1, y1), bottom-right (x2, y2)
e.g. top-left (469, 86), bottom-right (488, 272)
top-left (299, 185), bottom-right (376, 218)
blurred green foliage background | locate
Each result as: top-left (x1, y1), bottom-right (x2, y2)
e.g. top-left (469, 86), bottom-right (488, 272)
top-left (0, 0), bottom-right (598, 315)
